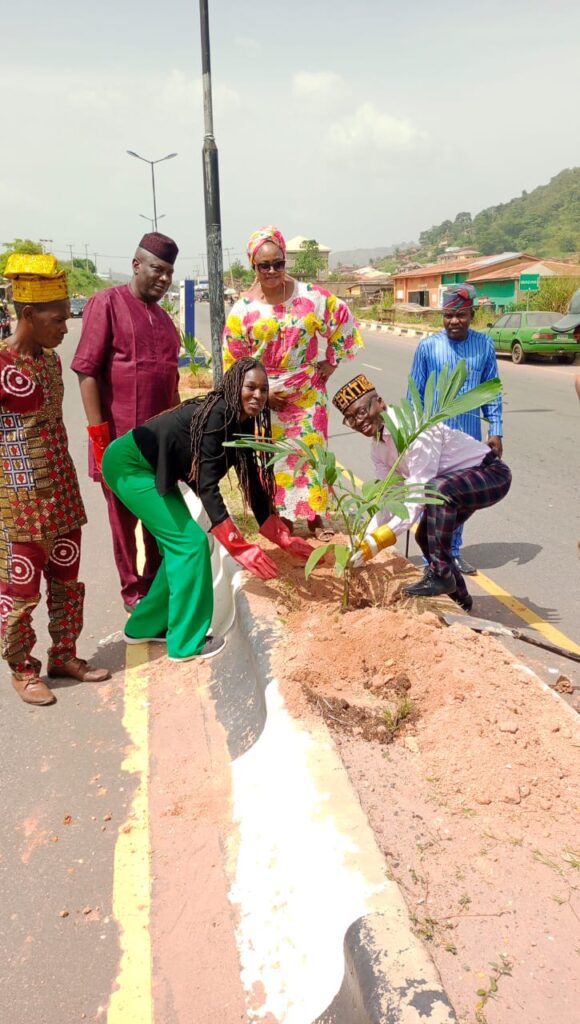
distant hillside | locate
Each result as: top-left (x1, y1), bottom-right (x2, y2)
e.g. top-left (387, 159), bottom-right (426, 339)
top-left (330, 245), bottom-right (414, 269)
top-left (419, 168), bottom-right (580, 258)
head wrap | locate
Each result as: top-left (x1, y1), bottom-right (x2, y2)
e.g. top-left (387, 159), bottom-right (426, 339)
top-left (552, 288), bottom-right (580, 333)
top-left (442, 284), bottom-right (477, 310)
top-left (138, 232), bottom-right (179, 266)
top-left (4, 253), bottom-right (68, 304)
top-left (332, 374), bottom-right (376, 415)
top-left (247, 226), bottom-right (286, 264)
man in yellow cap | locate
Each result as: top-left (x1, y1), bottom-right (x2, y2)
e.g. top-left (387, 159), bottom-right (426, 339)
top-left (0, 254), bottom-right (109, 705)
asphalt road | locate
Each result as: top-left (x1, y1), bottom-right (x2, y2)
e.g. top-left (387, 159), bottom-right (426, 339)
top-left (0, 319), bottom-right (130, 1023)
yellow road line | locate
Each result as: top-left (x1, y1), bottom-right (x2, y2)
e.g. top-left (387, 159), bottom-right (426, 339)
top-left (466, 569), bottom-right (580, 654)
top-left (108, 529), bottom-right (152, 1023)
top-left (336, 460), bottom-right (580, 655)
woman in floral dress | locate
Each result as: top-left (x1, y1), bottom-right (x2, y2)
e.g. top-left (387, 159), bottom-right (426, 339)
top-left (223, 227), bottom-right (363, 533)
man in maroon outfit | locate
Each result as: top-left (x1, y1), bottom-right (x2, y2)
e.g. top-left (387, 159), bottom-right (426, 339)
top-left (72, 233), bottom-right (181, 610)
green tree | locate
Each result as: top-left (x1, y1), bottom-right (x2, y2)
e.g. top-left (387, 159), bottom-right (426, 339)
top-left (292, 239), bottom-right (325, 280)
top-left (229, 259), bottom-right (254, 287)
top-left (72, 256), bottom-right (97, 274)
top-left (513, 276), bottom-right (579, 313)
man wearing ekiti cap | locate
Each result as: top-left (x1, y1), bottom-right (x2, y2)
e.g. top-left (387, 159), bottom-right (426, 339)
top-left (0, 255), bottom-right (110, 705)
top-left (72, 232), bottom-right (181, 611)
top-left (408, 283), bottom-right (503, 577)
top-left (333, 373), bottom-right (512, 611)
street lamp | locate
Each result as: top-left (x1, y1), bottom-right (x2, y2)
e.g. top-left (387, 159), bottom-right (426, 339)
top-left (139, 213), bottom-right (166, 230)
top-left (126, 151), bottom-right (178, 231)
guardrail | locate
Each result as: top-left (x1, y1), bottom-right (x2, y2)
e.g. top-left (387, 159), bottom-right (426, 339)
top-left (357, 319), bottom-right (429, 338)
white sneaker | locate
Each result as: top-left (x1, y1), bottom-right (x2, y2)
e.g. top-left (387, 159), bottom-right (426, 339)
top-left (168, 635), bottom-right (226, 662)
top-left (123, 631), bottom-right (167, 645)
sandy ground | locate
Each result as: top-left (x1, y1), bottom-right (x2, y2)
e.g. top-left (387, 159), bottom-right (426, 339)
top-left (258, 546), bottom-right (580, 1024)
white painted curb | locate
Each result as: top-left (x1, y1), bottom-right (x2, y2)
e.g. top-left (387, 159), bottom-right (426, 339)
top-left (217, 592), bottom-right (457, 1024)
top-left (181, 491), bottom-right (455, 1021)
top-left (358, 319), bottom-right (426, 338)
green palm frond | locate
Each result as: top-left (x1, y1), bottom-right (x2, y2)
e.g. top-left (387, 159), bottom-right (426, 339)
top-left (383, 361), bottom-right (501, 454)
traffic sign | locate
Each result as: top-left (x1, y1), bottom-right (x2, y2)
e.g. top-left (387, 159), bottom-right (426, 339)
top-left (520, 274), bottom-right (540, 292)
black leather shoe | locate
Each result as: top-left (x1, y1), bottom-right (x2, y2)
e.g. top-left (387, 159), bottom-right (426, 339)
top-left (449, 590), bottom-right (473, 612)
top-left (453, 556), bottom-right (477, 576)
top-left (404, 568), bottom-right (456, 600)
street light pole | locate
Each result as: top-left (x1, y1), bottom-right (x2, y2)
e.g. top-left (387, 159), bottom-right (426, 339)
top-left (139, 213), bottom-right (166, 231)
top-left (199, 0), bottom-right (225, 384)
top-left (151, 163), bottom-right (158, 231)
top-left (126, 151), bottom-right (178, 231)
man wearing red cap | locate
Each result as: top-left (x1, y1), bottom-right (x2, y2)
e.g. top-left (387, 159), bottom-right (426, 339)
top-left (72, 233), bottom-right (181, 610)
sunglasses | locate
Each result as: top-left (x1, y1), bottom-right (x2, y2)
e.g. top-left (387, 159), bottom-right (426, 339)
top-left (256, 259), bottom-right (286, 273)
top-left (343, 394), bottom-right (376, 427)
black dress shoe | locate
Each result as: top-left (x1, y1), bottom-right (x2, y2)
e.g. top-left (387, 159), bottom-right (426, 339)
top-left (453, 556), bottom-right (477, 576)
top-left (404, 568), bottom-right (456, 600)
top-left (449, 590), bottom-right (473, 612)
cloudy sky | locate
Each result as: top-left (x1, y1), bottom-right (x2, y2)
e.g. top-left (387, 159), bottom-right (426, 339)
top-left (2, 0), bottom-right (578, 278)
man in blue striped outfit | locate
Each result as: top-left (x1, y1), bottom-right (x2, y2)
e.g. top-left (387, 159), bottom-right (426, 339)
top-left (408, 284), bottom-right (503, 576)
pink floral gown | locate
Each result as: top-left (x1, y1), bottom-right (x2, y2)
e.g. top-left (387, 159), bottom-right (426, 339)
top-left (223, 281), bottom-right (363, 522)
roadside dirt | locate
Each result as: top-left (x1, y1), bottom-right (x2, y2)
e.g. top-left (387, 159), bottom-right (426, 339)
top-left (256, 544), bottom-right (580, 1024)
top-left (147, 654), bottom-right (247, 1024)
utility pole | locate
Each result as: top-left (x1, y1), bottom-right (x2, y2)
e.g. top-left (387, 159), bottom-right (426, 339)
top-left (197, 252), bottom-right (207, 276)
top-left (224, 247), bottom-right (235, 288)
top-left (67, 243), bottom-right (74, 263)
top-left (84, 244), bottom-right (90, 271)
top-left (39, 238), bottom-right (53, 255)
top-left (199, 0), bottom-right (225, 384)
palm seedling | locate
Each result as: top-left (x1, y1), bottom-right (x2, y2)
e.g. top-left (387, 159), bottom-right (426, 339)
top-left (225, 360), bottom-right (502, 608)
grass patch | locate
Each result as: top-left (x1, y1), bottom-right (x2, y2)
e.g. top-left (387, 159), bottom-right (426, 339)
top-left (383, 697), bottom-right (414, 734)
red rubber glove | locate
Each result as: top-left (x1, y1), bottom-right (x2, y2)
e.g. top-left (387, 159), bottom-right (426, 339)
top-left (259, 514), bottom-right (316, 564)
top-left (211, 518), bottom-right (278, 580)
top-left (87, 422), bottom-right (111, 474)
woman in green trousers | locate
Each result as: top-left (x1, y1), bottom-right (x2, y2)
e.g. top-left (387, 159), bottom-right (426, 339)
top-left (101, 358), bottom-right (315, 662)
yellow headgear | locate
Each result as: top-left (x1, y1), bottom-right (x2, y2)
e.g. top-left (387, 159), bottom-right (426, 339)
top-left (4, 253), bottom-right (69, 304)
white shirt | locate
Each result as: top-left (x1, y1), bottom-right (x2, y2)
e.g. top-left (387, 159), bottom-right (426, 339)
top-left (368, 421), bottom-right (490, 537)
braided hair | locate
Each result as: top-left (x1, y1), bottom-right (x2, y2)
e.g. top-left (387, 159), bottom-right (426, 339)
top-left (188, 357), bottom-right (276, 512)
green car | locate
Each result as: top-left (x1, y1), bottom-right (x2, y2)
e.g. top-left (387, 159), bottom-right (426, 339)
top-left (487, 311), bottom-right (580, 365)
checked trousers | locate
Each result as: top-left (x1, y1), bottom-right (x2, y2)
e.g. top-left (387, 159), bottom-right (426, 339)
top-left (415, 453), bottom-right (512, 602)
top-left (0, 529), bottom-right (84, 679)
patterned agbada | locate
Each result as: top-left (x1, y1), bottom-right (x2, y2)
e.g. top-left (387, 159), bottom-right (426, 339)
top-left (223, 282), bottom-right (363, 521)
top-left (0, 342), bottom-right (86, 677)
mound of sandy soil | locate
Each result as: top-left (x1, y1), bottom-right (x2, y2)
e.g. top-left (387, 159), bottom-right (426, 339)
top-left (251, 545), bottom-right (580, 1024)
